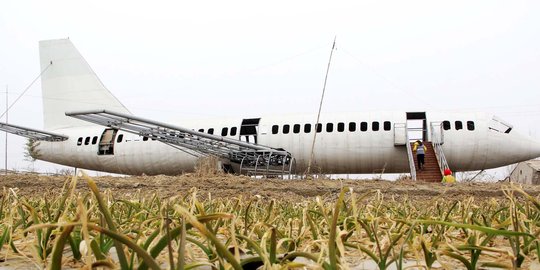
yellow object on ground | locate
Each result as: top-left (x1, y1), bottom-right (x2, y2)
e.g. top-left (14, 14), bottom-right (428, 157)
top-left (442, 175), bottom-right (456, 184)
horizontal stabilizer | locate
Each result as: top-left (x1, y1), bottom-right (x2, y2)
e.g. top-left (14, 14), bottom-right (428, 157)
top-left (0, 122), bottom-right (68, 141)
top-left (66, 109), bottom-right (292, 168)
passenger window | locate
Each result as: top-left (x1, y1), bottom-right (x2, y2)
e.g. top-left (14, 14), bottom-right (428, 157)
top-left (293, 124), bottom-right (300, 134)
top-left (117, 134), bottom-right (124, 143)
top-left (84, 137), bottom-right (90, 145)
top-left (455, 121), bottom-right (463, 130)
top-left (316, 123), bottom-right (322, 133)
top-left (198, 128), bottom-right (204, 133)
top-left (283, 124), bottom-right (290, 134)
top-left (372, 122), bottom-right (379, 131)
top-left (360, 122), bottom-right (368, 132)
top-left (467, 121), bottom-right (475, 131)
top-left (272, 125), bottom-right (279, 134)
top-left (304, 124), bottom-right (311, 133)
top-left (442, 121), bottom-right (450, 130)
top-left (92, 136), bottom-right (98, 144)
top-left (349, 122), bottom-right (356, 132)
top-left (230, 127), bottom-right (237, 136)
top-left (77, 137), bottom-right (83, 146)
top-left (221, 127), bottom-right (228, 136)
top-left (326, 123), bottom-right (333, 132)
top-left (383, 121), bottom-right (391, 131)
top-left (337, 122), bottom-right (344, 132)
top-left (208, 128), bottom-right (214, 135)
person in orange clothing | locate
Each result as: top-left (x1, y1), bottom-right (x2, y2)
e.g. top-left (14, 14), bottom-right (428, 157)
top-left (441, 168), bottom-right (456, 184)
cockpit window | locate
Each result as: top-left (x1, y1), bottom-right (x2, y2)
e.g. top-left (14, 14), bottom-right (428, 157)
top-left (467, 121), bottom-right (475, 131)
top-left (489, 116), bottom-right (513, 134)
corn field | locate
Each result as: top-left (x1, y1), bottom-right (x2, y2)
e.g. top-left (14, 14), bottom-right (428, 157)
top-left (1, 173), bottom-right (540, 269)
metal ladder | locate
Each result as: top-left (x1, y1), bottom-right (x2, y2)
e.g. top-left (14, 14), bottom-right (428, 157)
top-left (67, 109), bottom-right (295, 178)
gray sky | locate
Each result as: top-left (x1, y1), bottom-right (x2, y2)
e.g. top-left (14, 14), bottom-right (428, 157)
top-left (0, 1), bottom-right (539, 177)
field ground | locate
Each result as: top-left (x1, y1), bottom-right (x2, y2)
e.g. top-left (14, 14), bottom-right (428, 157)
top-left (0, 173), bottom-right (536, 201)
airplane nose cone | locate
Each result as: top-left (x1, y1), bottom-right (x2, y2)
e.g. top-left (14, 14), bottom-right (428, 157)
top-left (507, 134), bottom-right (540, 164)
top-left (531, 140), bottom-right (540, 159)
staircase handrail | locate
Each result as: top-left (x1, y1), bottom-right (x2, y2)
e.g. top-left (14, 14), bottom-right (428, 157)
top-left (398, 122), bottom-right (417, 181)
top-left (406, 138), bottom-right (417, 181)
top-left (430, 122), bottom-right (450, 175)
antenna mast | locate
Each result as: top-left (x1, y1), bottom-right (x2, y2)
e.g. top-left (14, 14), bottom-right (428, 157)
top-left (4, 85), bottom-right (7, 175)
top-left (306, 37), bottom-right (336, 176)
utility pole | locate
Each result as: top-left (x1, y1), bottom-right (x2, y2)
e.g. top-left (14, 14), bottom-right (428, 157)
top-left (5, 85), bottom-right (7, 175)
top-left (306, 37), bottom-right (336, 176)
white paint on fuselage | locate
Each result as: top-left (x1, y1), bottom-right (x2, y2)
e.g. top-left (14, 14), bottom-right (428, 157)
top-left (35, 111), bottom-right (540, 176)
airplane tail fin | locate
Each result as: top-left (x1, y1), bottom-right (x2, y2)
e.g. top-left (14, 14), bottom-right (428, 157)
top-left (39, 38), bottom-right (131, 131)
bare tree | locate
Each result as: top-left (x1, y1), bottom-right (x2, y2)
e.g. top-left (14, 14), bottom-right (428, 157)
top-left (23, 138), bottom-right (40, 161)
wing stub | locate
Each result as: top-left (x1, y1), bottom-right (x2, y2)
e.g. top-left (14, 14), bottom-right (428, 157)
top-left (0, 122), bottom-right (68, 141)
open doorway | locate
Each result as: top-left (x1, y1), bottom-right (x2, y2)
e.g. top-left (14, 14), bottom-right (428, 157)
top-left (406, 112), bottom-right (427, 142)
top-left (240, 118), bottom-right (260, 144)
top-left (98, 129), bottom-right (118, 155)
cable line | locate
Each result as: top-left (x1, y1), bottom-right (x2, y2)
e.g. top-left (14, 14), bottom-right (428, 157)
top-left (0, 62), bottom-right (52, 120)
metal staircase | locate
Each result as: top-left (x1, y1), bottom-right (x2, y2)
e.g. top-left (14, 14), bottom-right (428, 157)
top-left (412, 142), bottom-right (443, 182)
top-left (399, 112), bottom-right (451, 182)
top-left (67, 110), bottom-right (295, 178)
top-left (408, 122), bottom-right (450, 182)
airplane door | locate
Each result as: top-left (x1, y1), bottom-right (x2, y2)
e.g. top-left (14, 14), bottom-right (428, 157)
top-left (394, 123), bottom-right (407, 145)
top-left (431, 122), bottom-right (444, 144)
top-left (98, 129), bottom-right (118, 155)
top-left (240, 118), bottom-right (260, 144)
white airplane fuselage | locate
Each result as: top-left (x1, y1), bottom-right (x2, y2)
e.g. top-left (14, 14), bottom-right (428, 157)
top-left (34, 111), bottom-right (540, 176)
top-left (6, 39), bottom-right (539, 176)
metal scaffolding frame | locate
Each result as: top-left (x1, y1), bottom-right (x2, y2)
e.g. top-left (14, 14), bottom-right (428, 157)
top-left (0, 122), bottom-right (68, 141)
top-left (66, 110), bottom-right (294, 177)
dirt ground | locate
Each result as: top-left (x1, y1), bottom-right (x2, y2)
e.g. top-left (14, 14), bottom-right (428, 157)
top-left (1, 173), bottom-right (538, 201)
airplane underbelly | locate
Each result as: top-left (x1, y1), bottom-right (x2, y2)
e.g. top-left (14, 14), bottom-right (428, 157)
top-left (114, 142), bottom-right (196, 175)
top-left (37, 140), bottom-right (112, 171)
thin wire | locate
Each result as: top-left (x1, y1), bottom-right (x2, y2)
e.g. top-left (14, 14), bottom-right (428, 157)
top-left (306, 37), bottom-right (336, 176)
top-left (0, 62), bottom-right (52, 120)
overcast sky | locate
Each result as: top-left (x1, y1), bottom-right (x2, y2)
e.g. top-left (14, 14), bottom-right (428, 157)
top-left (0, 1), bottom-right (539, 177)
